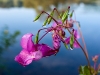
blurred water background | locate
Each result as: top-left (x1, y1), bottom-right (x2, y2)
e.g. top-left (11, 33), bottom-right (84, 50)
top-left (0, 0), bottom-right (100, 75)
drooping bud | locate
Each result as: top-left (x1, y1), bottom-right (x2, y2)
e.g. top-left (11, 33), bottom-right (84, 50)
top-left (70, 34), bottom-right (74, 49)
top-left (43, 17), bottom-right (48, 26)
top-left (64, 43), bottom-right (68, 49)
top-left (33, 13), bottom-right (42, 22)
top-left (48, 10), bottom-right (54, 24)
top-left (62, 6), bottom-right (70, 23)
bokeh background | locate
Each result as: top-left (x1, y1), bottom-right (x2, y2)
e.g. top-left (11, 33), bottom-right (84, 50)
top-left (0, 0), bottom-right (100, 75)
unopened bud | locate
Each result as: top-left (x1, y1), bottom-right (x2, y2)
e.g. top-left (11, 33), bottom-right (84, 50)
top-left (34, 13), bottom-right (42, 21)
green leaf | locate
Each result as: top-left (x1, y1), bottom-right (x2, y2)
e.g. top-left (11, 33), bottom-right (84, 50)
top-left (48, 10), bottom-right (54, 24)
top-left (84, 66), bottom-right (91, 75)
top-left (79, 66), bottom-right (85, 74)
top-left (34, 33), bottom-right (39, 44)
top-left (79, 66), bottom-right (91, 75)
top-left (70, 35), bottom-right (74, 49)
top-left (34, 13), bottom-right (42, 21)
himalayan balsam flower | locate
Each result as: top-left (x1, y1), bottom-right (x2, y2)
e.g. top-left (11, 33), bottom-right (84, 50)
top-left (65, 29), bottom-right (80, 48)
top-left (15, 33), bottom-right (58, 66)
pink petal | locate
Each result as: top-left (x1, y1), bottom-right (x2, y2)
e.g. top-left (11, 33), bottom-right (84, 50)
top-left (32, 50), bottom-right (42, 60)
top-left (74, 30), bottom-right (80, 39)
top-left (52, 20), bottom-right (62, 27)
top-left (38, 44), bottom-right (57, 57)
top-left (65, 37), bottom-right (70, 44)
top-left (21, 33), bottom-right (34, 52)
top-left (15, 49), bottom-right (34, 66)
top-left (73, 41), bottom-right (80, 48)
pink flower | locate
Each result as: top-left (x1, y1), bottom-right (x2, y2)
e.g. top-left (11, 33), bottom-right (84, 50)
top-left (15, 33), bottom-right (58, 66)
top-left (65, 30), bottom-right (80, 48)
top-left (52, 33), bottom-right (61, 49)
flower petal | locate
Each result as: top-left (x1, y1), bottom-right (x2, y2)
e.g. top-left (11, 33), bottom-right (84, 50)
top-left (21, 33), bottom-right (35, 52)
top-left (15, 49), bottom-right (34, 66)
top-left (32, 50), bottom-right (42, 60)
top-left (65, 37), bottom-right (70, 44)
top-left (73, 41), bottom-right (80, 48)
top-left (38, 44), bottom-right (57, 57)
top-left (74, 30), bottom-right (80, 39)
top-left (52, 21), bottom-right (62, 27)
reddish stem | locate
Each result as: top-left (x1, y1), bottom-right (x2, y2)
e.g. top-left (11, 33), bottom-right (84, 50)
top-left (38, 31), bottom-right (49, 43)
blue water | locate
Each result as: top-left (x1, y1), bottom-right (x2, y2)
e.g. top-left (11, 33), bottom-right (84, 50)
top-left (0, 4), bottom-right (100, 75)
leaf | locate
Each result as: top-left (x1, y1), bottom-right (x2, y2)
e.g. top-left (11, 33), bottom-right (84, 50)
top-left (70, 35), bottom-right (74, 49)
top-left (79, 66), bottom-right (85, 74)
top-left (84, 66), bottom-right (91, 75)
top-left (33, 13), bottom-right (42, 21)
top-left (79, 66), bottom-right (91, 75)
top-left (34, 33), bottom-right (39, 44)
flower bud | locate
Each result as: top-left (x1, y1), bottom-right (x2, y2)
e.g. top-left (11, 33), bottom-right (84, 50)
top-left (34, 13), bottom-right (42, 22)
top-left (48, 10), bottom-right (54, 24)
